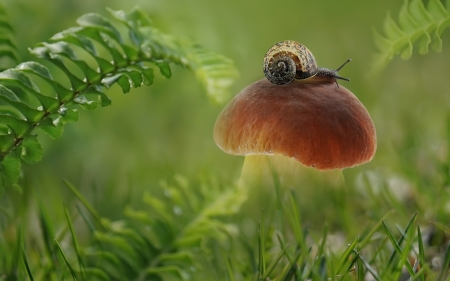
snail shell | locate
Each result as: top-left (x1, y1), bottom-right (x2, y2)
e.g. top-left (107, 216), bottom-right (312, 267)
top-left (263, 40), bottom-right (318, 85)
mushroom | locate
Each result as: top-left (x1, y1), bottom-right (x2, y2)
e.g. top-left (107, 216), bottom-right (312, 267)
top-left (213, 78), bottom-right (376, 188)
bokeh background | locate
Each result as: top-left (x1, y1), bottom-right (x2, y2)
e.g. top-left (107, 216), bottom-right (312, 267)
top-left (3, 0), bottom-right (450, 229)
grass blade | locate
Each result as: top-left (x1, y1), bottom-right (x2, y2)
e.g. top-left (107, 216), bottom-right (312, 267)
top-left (263, 251), bottom-right (285, 280)
top-left (336, 237), bottom-right (358, 274)
top-left (437, 241), bottom-right (450, 281)
top-left (64, 206), bottom-right (84, 279)
top-left (357, 253), bottom-right (364, 281)
top-left (383, 212), bottom-right (417, 273)
top-left (382, 220), bottom-right (415, 277)
top-left (359, 210), bottom-right (393, 248)
top-left (22, 246), bottom-right (34, 281)
top-left (38, 201), bottom-right (57, 265)
top-left (284, 191), bottom-right (306, 251)
top-left (64, 179), bottom-right (104, 229)
top-left (55, 240), bottom-right (78, 280)
top-left (417, 225), bottom-right (426, 281)
top-left (281, 250), bottom-right (301, 281)
top-left (220, 250), bottom-right (235, 281)
top-left (316, 225), bottom-right (328, 259)
top-left (357, 252), bottom-right (380, 281)
top-left (258, 222), bottom-right (266, 278)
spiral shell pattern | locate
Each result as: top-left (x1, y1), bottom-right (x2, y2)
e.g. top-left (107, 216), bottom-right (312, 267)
top-left (263, 41), bottom-right (318, 85)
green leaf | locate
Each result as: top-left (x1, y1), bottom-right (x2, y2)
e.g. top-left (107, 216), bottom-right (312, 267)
top-left (19, 135), bottom-right (43, 163)
top-left (76, 13), bottom-right (123, 43)
top-left (84, 87), bottom-right (111, 106)
top-left (0, 83), bottom-right (19, 100)
top-left (73, 95), bottom-right (97, 110)
top-left (0, 95), bottom-right (44, 122)
top-left (123, 70), bottom-right (143, 87)
top-left (141, 67), bottom-right (154, 86)
top-left (2, 87), bottom-right (59, 114)
top-left (106, 7), bottom-right (152, 30)
top-left (0, 151), bottom-right (21, 191)
top-left (102, 74), bottom-right (131, 93)
top-left (120, 44), bottom-right (139, 61)
top-left (39, 117), bottom-right (64, 139)
top-left (0, 133), bottom-right (15, 152)
top-left (30, 47), bottom-right (86, 92)
top-left (372, 0), bottom-right (450, 71)
top-left (0, 114), bottom-right (31, 137)
top-left (0, 69), bottom-right (40, 93)
top-left (50, 31), bottom-right (116, 74)
top-left (74, 27), bottom-right (128, 67)
top-left (42, 42), bottom-right (101, 82)
top-left (59, 108), bottom-right (79, 124)
top-left (16, 61), bottom-right (74, 102)
top-left (15, 62), bottom-right (59, 111)
top-left (428, 0), bottom-right (450, 52)
top-left (16, 61), bottom-right (52, 79)
top-left (155, 61), bottom-right (171, 78)
top-left (409, 0), bottom-right (435, 26)
top-left (51, 29), bottom-right (98, 55)
top-left (0, 5), bottom-right (20, 70)
top-left (34, 95), bottom-right (60, 112)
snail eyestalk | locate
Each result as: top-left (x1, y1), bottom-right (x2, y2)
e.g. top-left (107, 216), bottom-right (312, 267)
top-left (315, 58), bottom-right (351, 87)
top-left (316, 67), bottom-right (350, 82)
top-left (336, 58), bottom-right (351, 72)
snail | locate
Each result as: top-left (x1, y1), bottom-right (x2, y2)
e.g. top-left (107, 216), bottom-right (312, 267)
top-left (263, 40), bottom-right (351, 86)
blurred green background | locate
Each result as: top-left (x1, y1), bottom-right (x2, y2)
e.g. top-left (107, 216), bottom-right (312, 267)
top-left (3, 0), bottom-right (450, 227)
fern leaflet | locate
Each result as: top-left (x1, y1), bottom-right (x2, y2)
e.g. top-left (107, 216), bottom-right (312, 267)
top-left (0, 2), bottom-right (20, 71)
top-left (372, 0), bottom-right (450, 72)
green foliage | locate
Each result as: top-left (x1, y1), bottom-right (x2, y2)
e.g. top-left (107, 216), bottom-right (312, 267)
top-left (0, 3), bottom-right (19, 71)
top-left (372, 0), bottom-right (450, 72)
top-left (223, 201), bottom-right (444, 281)
top-left (0, 7), bottom-right (238, 192)
top-left (6, 176), bottom-right (247, 280)
top-left (47, 169), bottom-right (450, 281)
top-left (2, 166), bottom-right (450, 280)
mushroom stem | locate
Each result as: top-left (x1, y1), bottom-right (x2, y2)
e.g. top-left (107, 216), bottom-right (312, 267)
top-left (239, 154), bottom-right (345, 190)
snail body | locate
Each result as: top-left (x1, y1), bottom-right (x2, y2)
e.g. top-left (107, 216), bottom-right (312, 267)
top-left (263, 40), bottom-right (350, 85)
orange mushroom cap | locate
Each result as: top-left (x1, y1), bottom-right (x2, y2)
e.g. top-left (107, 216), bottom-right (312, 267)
top-left (213, 79), bottom-right (376, 170)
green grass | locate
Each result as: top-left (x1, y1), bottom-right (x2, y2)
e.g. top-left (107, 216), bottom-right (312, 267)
top-left (2, 163), bottom-right (449, 280)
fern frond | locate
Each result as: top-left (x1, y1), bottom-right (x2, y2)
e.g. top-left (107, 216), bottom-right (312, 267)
top-left (371, 0), bottom-right (450, 72)
top-left (58, 176), bottom-right (247, 280)
top-left (0, 7), bottom-right (238, 192)
top-left (0, 3), bottom-right (20, 71)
